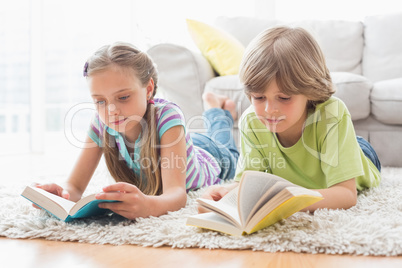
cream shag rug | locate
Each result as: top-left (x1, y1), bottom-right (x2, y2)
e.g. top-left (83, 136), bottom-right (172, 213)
top-left (0, 167), bottom-right (401, 256)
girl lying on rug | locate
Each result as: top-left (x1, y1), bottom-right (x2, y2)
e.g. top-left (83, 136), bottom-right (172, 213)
top-left (34, 42), bottom-right (239, 219)
top-left (200, 26), bottom-right (382, 213)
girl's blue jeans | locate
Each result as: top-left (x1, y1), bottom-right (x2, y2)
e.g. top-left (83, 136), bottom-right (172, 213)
top-left (191, 108), bottom-right (239, 180)
top-left (357, 136), bottom-right (381, 172)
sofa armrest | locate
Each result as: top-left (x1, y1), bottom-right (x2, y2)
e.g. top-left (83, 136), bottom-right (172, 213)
top-left (147, 43), bottom-right (216, 129)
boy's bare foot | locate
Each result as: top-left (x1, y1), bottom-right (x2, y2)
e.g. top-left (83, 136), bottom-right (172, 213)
top-left (202, 92), bottom-right (237, 120)
top-left (202, 92), bottom-right (226, 109)
top-left (223, 99), bottom-right (237, 120)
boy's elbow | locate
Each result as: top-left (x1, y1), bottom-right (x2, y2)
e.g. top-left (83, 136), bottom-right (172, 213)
top-left (350, 197), bottom-right (357, 208)
top-left (340, 178), bottom-right (358, 209)
top-left (348, 188), bottom-right (358, 208)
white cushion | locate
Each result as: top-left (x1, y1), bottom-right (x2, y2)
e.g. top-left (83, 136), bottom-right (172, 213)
top-left (214, 17), bottom-right (364, 74)
top-left (363, 12), bottom-right (402, 82)
top-left (294, 20), bottom-right (363, 74)
top-left (214, 17), bottom-right (280, 47)
top-left (331, 72), bottom-right (371, 121)
top-left (147, 44), bottom-right (215, 130)
top-left (371, 78), bottom-right (402, 125)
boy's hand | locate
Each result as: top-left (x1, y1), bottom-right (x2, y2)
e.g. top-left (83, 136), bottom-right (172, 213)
top-left (197, 185), bottom-right (230, 213)
top-left (31, 183), bottom-right (70, 209)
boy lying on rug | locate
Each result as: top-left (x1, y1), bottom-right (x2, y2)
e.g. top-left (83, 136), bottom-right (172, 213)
top-left (199, 26), bottom-right (381, 213)
top-left (33, 42), bottom-right (239, 220)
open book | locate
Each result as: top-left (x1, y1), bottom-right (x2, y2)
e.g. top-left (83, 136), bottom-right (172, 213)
top-left (21, 186), bottom-right (117, 222)
top-left (186, 171), bottom-right (323, 236)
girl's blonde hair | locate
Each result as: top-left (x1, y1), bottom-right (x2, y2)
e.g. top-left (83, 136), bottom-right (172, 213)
top-left (85, 42), bottom-right (162, 195)
top-left (239, 26), bottom-right (335, 109)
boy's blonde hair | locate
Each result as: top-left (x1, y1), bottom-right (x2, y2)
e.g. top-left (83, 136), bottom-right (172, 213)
top-left (86, 42), bottom-right (162, 195)
top-left (239, 26), bottom-right (335, 108)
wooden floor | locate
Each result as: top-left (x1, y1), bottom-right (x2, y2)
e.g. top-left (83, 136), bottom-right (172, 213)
top-left (1, 237), bottom-right (401, 268)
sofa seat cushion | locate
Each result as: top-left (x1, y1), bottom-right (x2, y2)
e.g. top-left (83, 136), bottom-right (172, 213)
top-left (371, 78), bottom-right (402, 125)
top-left (331, 72), bottom-right (371, 121)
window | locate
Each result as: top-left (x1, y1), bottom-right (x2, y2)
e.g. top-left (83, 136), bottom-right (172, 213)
top-left (0, 0), bottom-right (255, 156)
top-left (41, 0), bottom-right (137, 153)
top-left (0, 1), bottom-right (31, 154)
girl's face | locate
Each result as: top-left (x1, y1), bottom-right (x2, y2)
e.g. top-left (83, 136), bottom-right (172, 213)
top-left (88, 67), bottom-right (153, 142)
top-left (250, 78), bottom-right (308, 146)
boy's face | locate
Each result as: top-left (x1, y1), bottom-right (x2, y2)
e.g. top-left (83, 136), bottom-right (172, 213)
top-left (250, 78), bottom-right (308, 146)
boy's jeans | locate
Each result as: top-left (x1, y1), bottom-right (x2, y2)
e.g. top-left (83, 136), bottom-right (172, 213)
top-left (357, 136), bottom-right (381, 172)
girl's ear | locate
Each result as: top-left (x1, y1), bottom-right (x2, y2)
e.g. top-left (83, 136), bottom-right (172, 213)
top-left (146, 78), bottom-right (155, 97)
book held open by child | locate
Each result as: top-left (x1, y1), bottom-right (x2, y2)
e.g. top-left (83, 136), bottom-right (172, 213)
top-left (187, 170), bottom-right (323, 236)
top-left (21, 186), bottom-right (117, 222)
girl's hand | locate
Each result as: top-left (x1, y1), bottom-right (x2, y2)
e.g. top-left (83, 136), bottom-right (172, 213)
top-left (31, 183), bottom-right (70, 209)
top-left (96, 182), bottom-right (151, 220)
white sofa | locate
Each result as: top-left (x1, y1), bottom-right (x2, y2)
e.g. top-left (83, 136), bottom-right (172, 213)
top-left (148, 13), bottom-right (402, 167)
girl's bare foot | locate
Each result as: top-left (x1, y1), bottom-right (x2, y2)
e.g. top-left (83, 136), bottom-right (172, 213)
top-left (202, 92), bottom-right (237, 120)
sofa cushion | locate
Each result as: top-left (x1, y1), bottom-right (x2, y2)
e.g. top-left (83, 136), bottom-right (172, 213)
top-left (186, 19), bottom-right (245, 76)
top-left (214, 17), bottom-right (363, 74)
top-left (331, 72), bottom-right (371, 121)
top-left (214, 17), bottom-right (279, 47)
top-left (363, 13), bottom-right (402, 82)
top-left (295, 20), bottom-right (363, 75)
top-left (371, 78), bottom-right (402, 125)
top-left (147, 43), bottom-right (215, 130)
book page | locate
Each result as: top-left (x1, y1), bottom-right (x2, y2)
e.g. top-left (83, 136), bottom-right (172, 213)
top-left (28, 186), bottom-right (76, 211)
top-left (245, 181), bottom-right (293, 224)
top-left (186, 212), bottom-right (243, 236)
top-left (196, 197), bottom-right (241, 229)
top-left (71, 194), bottom-right (97, 215)
top-left (237, 171), bottom-right (292, 226)
top-left (245, 188), bottom-right (323, 234)
top-left (21, 186), bottom-right (76, 220)
top-left (218, 186), bottom-right (238, 207)
top-left (246, 186), bottom-right (322, 232)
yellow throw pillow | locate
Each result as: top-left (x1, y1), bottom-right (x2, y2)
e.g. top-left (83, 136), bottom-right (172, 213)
top-left (186, 19), bottom-right (245, 76)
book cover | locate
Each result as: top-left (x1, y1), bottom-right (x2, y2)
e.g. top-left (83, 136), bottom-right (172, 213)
top-left (21, 186), bottom-right (117, 222)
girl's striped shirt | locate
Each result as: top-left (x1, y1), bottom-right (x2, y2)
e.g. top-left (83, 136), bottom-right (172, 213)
top-left (87, 98), bottom-right (221, 191)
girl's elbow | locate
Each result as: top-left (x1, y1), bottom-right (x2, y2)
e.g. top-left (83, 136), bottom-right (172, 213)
top-left (180, 191), bottom-right (187, 208)
top-left (176, 188), bottom-right (187, 209)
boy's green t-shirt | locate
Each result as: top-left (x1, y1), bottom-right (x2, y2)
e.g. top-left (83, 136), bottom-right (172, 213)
top-left (234, 97), bottom-right (381, 190)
